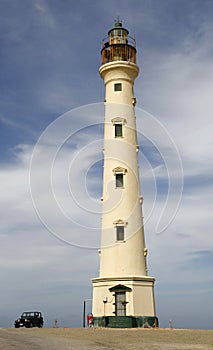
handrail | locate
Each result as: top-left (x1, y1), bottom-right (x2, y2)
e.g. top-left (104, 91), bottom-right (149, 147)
top-left (101, 35), bottom-right (136, 48)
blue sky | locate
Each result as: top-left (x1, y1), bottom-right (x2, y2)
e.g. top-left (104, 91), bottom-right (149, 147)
top-left (0, 0), bottom-right (213, 328)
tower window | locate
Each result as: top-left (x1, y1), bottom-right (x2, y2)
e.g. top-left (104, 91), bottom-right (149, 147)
top-left (113, 166), bottom-right (127, 187)
top-left (114, 83), bottom-right (122, 91)
top-left (116, 226), bottom-right (124, 241)
top-left (113, 219), bottom-right (128, 241)
top-left (116, 173), bottom-right (123, 188)
top-left (115, 124), bottom-right (123, 137)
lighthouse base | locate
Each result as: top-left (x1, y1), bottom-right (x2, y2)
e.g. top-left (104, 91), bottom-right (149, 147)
top-left (92, 276), bottom-right (158, 328)
top-left (93, 315), bottom-right (158, 328)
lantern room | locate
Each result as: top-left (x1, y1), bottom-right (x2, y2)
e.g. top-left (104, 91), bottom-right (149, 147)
top-left (101, 20), bottom-right (137, 65)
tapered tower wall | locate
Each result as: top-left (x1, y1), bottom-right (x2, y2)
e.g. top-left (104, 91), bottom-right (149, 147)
top-left (92, 22), bottom-right (158, 328)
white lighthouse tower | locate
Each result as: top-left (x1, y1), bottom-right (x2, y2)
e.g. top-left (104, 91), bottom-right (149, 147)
top-left (92, 20), bottom-right (158, 328)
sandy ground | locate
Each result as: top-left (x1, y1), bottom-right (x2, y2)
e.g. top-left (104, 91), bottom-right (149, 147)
top-left (0, 327), bottom-right (212, 350)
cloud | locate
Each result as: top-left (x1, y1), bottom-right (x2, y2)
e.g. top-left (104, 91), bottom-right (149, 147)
top-left (1, 97), bottom-right (212, 327)
top-left (0, 141), bottom-right (97, 327)
top-left (0, 0), bottom-right (213, 329)
top-left (137, 15), bottom-right (213, 174)
top-left (1, 90), bottom-right (213, 327)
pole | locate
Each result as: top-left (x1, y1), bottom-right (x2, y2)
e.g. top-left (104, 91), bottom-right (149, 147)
top-left (83, 300), bottom-right (86, 328)
top-left (83, 299), bottom-right (92, 328)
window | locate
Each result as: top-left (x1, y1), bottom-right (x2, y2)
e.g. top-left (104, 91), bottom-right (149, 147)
top-left (116, 173), bottom-right (123, 188)
top-left (116, 226), bottom-right (124, 241)
top-left (114, 83), bottom-right (122, 91)
top-left (113, 166), bottom-right (127, 188)
top-left (111, 118), bottom-right (126, 137)
top-left (113, 219), bottom-right (128, 241)
top-left (115, 123), bottom-right (123, 137)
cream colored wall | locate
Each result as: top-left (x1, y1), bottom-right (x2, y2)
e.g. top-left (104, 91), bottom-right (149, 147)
top-left (92, 277), bottom-right (156, 317)
top-left (92, 61), bottom-right (156, 318)
top-left (99, 230), bottom-right (146, 277)
top-left (132, 283), bottom-right (156, 316)
top-left (99, 61), bottom-right (147, 278)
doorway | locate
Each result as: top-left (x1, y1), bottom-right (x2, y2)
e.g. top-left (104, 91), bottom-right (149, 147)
top-left (115, 292), bottom-right (126, 316)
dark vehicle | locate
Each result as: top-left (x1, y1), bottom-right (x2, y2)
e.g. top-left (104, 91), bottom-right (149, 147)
top-left (14, 311), bottom-right (43, 328)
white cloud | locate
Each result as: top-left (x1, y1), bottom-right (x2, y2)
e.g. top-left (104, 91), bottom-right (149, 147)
top-left (0, 143), bottom-right (98, 327)
top-left (137, 17), bottom-right (213, 178)
top-left (1, 82), bottom-right (213, 325)
top-left (1, 0), bottom-right (213, 329)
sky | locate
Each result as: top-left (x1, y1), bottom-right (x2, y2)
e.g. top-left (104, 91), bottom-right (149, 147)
top-left (0, 0), bottom-right (213, 329)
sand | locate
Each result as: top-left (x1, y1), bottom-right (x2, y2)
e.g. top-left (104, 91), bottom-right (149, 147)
top-left (0, 327), bottom-right (212, 350)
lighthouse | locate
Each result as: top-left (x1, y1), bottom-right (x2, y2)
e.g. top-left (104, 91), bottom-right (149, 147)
top-left (92, 20), bottom-right (158, 328)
